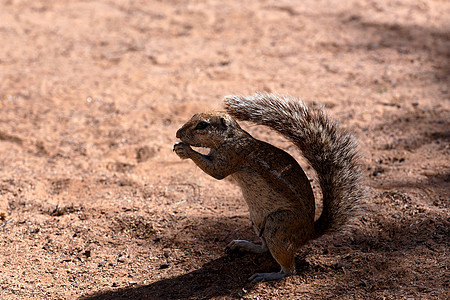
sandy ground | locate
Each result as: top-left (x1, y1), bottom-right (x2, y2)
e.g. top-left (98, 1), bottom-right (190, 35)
top-left (0, 0), bottom-right (449, 299)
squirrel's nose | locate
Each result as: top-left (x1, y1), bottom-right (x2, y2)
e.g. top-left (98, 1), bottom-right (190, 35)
top-left (176, 128), bottom-right (182, 139)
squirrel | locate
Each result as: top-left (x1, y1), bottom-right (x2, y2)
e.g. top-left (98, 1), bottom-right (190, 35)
top-left (173, 93), bottom-right (363, 282)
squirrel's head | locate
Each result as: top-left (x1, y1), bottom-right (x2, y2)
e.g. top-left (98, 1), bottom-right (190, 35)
top-left (176, 112), bottom-right (242, 149)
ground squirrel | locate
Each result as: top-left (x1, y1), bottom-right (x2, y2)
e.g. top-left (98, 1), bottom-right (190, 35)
top-left (173, 93), bottom-right (363, 282)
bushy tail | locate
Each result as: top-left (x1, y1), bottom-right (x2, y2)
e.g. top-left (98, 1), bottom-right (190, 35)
top-left (224, 93), bottom-right (363, 237)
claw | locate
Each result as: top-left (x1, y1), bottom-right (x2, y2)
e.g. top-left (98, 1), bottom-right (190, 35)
top-left (225, 240), bottom-right (242, 254)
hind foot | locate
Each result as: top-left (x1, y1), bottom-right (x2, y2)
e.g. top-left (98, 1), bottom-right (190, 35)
top-left (225, 240), bottom-right (268, 254)
top-left (249, 271), bottom-right (289, 282)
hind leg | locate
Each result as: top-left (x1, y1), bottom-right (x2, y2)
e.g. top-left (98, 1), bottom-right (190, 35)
top-left (249, 210), bottom-right (310, 282)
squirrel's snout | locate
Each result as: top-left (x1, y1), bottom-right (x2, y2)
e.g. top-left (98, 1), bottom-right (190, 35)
top-left (176, 128), bottom-right (183, 139)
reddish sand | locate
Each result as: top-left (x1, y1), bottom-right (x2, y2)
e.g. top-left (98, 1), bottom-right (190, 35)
top-left (0, 0), bottom-right (448, 299)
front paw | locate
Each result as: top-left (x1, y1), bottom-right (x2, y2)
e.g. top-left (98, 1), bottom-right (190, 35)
top-left (173, 142), bottom-right (192, 159)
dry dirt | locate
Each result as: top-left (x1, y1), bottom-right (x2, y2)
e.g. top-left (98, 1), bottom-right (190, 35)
top-left (0, 0), bottom-right (449, 299)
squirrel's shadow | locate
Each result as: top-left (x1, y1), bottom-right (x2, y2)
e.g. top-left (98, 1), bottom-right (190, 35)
top-left (80, 202), bottom-right (449, 300)
top-left (81, 251), bottom-right (287, 300)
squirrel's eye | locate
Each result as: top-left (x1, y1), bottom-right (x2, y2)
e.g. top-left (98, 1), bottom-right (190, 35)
top-left (195, 121), bottom-right (209, 130)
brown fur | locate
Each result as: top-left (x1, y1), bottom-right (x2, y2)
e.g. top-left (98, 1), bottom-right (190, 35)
top-left (174, 93), bottom-right (364, 281)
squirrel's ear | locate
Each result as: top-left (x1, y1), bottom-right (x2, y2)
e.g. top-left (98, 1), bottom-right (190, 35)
top-left (219, 117), bottom-right (228, 130)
